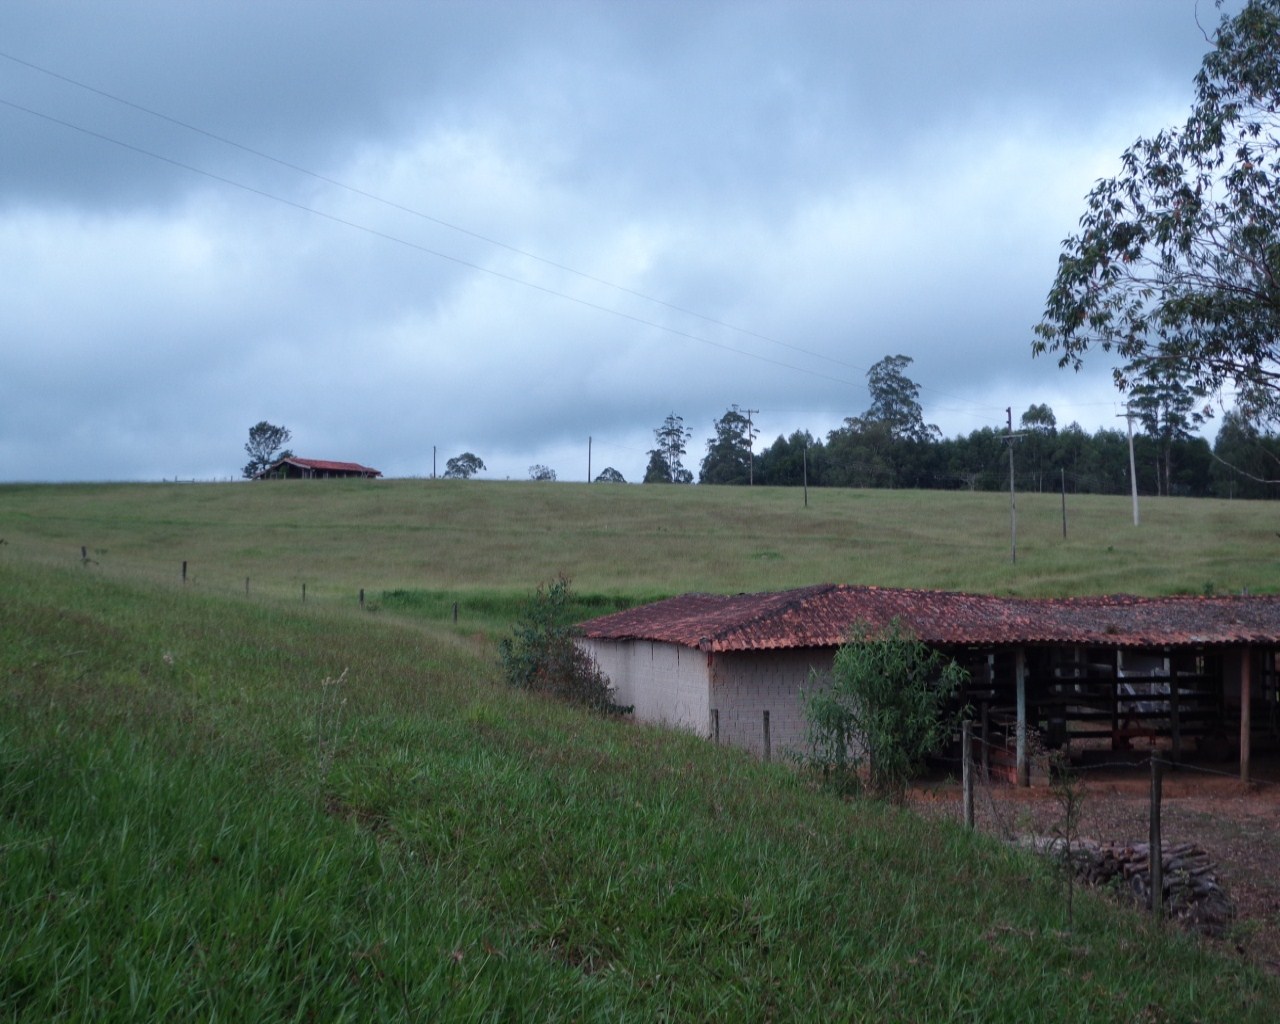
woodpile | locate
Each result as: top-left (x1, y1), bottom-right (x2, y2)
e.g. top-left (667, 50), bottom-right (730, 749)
top-left (1020, 837), bottom-right (1235, 936)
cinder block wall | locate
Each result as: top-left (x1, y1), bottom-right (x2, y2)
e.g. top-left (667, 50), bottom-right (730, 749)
top-left (709, 649), bottom-right (834, 759)
top-left (579, 639), bottom-right (710, 734)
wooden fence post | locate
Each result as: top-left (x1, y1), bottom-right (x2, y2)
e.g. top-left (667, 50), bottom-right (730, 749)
top-left (762, 710), bottom-right (771, 762)
top-left (1150, 756), bottom-right (1164, 923)
top-left (182, 560), bottom-right (187, 583)
top-left (962, 720), bottom-right (974, 829)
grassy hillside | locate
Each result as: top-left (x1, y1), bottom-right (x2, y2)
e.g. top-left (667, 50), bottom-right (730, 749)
top-left (3, 481), bottom-right (1280, 1019)
top-left (2, 479), bottom-right (1278, 609)
top-left (2, 558), bottom-right (1276, 1021)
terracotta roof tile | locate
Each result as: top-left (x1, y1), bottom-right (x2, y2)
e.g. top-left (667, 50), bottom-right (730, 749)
top-left (577, 585), bottom-right (1280, 651)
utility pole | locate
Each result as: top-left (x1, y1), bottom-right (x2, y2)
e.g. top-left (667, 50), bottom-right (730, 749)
top-left (745, 408), bottom-right (759, 485)
top-left (1003, 407), bottom-right (1022, 564)
top-left (1119, 406), bottom-right (1140, 526)
top-left (588, 436), bottom-right (592, 483)
top-left (432, 445), bottom-right (436, 480)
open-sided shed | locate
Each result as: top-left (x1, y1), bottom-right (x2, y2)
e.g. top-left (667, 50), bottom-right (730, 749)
top-left (576, 584), bottom-right (1280, 783)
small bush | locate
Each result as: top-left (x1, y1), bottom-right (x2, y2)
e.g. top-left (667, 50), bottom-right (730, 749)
top-left (802, 618), bottom-right (966, 801)
top-left (498, 575), bottom-right (631, 715)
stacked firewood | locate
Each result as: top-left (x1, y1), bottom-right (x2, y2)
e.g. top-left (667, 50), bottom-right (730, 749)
top-left (1021, 837), bottom-right (1235, 936)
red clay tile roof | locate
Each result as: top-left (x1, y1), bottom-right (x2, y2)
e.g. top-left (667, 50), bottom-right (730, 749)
top-left (577, 584), bottom-right (1280, 652)
top-left (269, 457), bottom-right (381, 476)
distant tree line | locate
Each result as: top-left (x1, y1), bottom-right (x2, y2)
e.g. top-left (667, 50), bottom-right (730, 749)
top-left (649, 355), bottom-right (1280, 499)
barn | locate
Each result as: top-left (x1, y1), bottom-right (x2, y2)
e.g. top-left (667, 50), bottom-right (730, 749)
top-left (256, 457), bottom-right (382, 479)
top-left (576, 584), bottom-right (1280, 783)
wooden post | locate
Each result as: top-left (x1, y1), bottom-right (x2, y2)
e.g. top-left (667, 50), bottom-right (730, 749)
top-left (1241, 647), bottom-right (1252, 785)
top-left (1150, 756), bottom-right (1164, 922)
top-left (803, 445), bottom-right (809, 508)
top-left (980, 702), bottom-right (990, 781)
top-left (452, 601), bottom-right (459, 624)
top-left (182, 560), bottom-right (187, 583)
top-left (711, 708), bottom-right (720, 744)
top-left (1016, 647), bottom-right (1029, 787)
top-left (81, 545), bottom-right (87, 563)
top-left (302, 583), bottom-right (306, 603)
top-left (962, 720), bottom-right (974, 829)
top-left (359, 588), bottom-right (365, 608)
top-left (1168, 657), bottom-right (1181, 763)
top-left (762, 710), bottom-right (771, 762)
top-left (587, 436), bottom-right (592, 483)
top-left (245, 577), bottom-right (250, 596)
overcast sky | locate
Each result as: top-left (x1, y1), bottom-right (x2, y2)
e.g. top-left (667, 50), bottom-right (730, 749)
top-left (0, 1), bottom-right (1240, 483)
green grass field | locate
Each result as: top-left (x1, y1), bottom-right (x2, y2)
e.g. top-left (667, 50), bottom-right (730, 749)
top-left (2, 481), bottom-right (1279, 1020)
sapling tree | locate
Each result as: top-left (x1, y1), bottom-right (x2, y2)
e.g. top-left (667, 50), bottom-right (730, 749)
top-left (804, 618), bottom-right (967, 800)
top-left (498, 575), bottom-right (630, 715)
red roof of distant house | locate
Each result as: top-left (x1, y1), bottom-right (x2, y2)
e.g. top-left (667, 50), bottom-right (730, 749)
top-left (260, 457), bottom-right (382, 477)
top-left (577, 584), bottom-right (1280, 652)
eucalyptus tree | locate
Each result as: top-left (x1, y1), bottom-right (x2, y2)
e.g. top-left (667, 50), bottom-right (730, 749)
top-left (643, 413), bottom-right (693, 484)
top-left (1035, 0), bottom-right (1280, 419)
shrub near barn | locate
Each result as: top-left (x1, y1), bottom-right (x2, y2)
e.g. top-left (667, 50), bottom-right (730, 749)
top-left (499, 576), bottom-right (630, 715)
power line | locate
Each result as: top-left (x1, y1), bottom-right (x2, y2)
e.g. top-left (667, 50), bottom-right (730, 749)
top-left (0, 49), bottom-right (1007, 419)
top-left (0, 94), bottom-right (872, 390)
top-left (0, 52), bottom-right (870, 375)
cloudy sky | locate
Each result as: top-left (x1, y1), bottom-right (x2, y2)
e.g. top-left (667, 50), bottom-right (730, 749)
top-left (0, 1), bottom-right (1239, 482)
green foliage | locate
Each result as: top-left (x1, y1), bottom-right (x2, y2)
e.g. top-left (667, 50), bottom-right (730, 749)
top-left (242, 420), bottom-right (292, 479)
top-left (803, 619), bottom-right (967, 800)
top-left (699, 405), bottom-right (757, 484)
top-left (528, 464), bottom-right (557, 481)
top-left (3, 534), bottom-right (1280, 1019)
top-left (862, 354), bottom-right (940, 444)
top-left (1210, 408), bottom-right (1280, 497)
top-left (644, 413), bottom-right (693, 483)
top-left (593, 466), bottom-right (626, 483)
top-left (443, 451), bottom-right (485, 479)
top-left (1034, 0), bottom-right (1280, 415)
top-left (756, 429), bottom-right (818, 486)
top-left (498, 575), bottom-right (630, 715)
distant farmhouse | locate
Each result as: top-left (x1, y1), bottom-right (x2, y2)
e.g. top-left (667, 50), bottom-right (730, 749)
top-left (577, 584), bottom-right (1280, 783)
top-left (256, 457), bottom-right (382, 480)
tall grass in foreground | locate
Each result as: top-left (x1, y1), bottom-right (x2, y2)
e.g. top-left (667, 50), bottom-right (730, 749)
top-left (2, 560), bottom-right (1276, 1021)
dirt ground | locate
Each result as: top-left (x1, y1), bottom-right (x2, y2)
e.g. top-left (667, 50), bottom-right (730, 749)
top-left (910, 752), bottom-right (1280, 973)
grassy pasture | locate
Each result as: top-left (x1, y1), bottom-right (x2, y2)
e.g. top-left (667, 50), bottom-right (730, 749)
top-left (2, 478), bottom-right (1278, 611)
top-left (2, 481), bottom-right (1280, 1019)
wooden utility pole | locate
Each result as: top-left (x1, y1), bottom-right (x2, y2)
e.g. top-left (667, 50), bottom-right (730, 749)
top-left (802, 444), bottom-right (809, 508)
top-left (745, 408), bottom-right (759, 485)
top-left (588, 436), bottom-right (592, 483)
